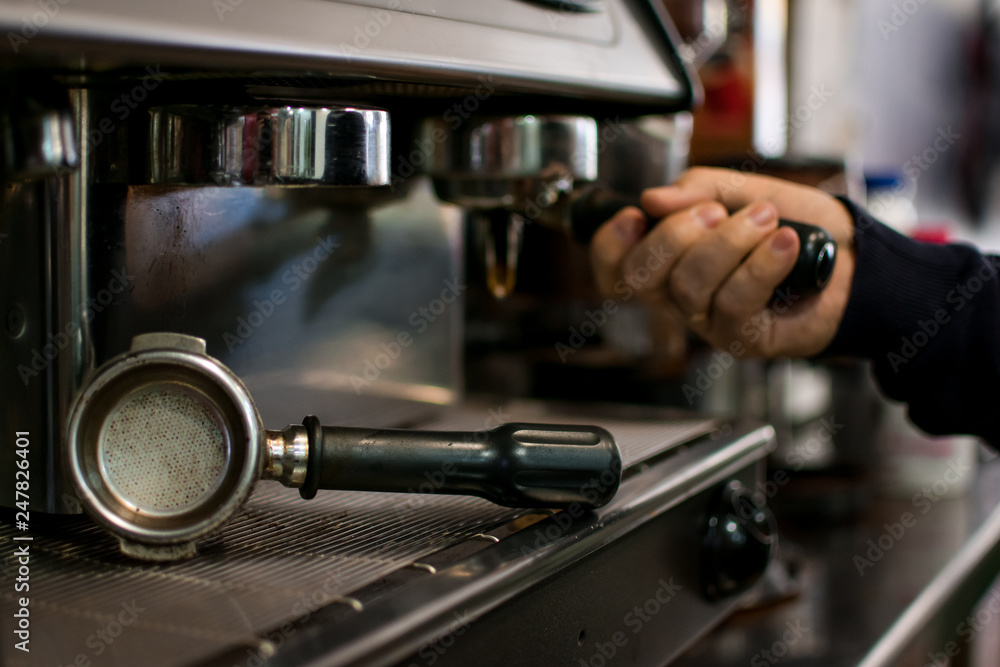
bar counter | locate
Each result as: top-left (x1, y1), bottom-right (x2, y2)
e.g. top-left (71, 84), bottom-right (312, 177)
top-left (675, 456), bottom-right (1000, 666)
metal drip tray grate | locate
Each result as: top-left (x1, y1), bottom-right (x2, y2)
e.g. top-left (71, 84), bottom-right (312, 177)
top-left (0, 409), bottom-right (716, 667)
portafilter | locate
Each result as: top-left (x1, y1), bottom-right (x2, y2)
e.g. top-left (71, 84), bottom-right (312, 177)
top-left (66, 333), bottom-right (621, 561)
top-left (420, 115), bottom-right (837, 300)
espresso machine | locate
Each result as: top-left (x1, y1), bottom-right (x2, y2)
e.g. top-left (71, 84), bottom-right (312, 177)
top-left (0, 2), bottom-right (779, 665)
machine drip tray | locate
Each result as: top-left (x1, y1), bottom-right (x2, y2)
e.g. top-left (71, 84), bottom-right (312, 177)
top-left (0, 403), bottom-right (764, 667)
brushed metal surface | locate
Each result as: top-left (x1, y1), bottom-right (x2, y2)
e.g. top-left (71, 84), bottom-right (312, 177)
top-left (0, 0), bottom-right (693, 109)
top-left (421, 114), bottom-right (600, 212)
top-left (213, 420), bottom-right (773, 667)
top-left (0, 410), bottom-right (720, 667)
top-left (0, 116), bottom-right (465, 514)
top-left (148, 106), bottom-right (391, 187)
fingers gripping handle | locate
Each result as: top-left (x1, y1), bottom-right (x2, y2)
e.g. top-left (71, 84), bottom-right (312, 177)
top-left (570, 187), bottom-right (837, 299)
top-left (299, 420), bottom-right (622, 509)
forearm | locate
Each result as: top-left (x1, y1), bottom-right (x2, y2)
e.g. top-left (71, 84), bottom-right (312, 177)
top-left (823, 198), bottom-right (1000, 446)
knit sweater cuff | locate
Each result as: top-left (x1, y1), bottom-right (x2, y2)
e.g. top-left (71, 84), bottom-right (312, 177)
top-left (823, 197), bottom-right (985, 359)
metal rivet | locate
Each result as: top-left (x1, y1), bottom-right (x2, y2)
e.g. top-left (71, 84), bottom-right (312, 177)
top-left (407, 562), bottom-right (437, 575)
top-left (332, 596), bottom-right (364, 612)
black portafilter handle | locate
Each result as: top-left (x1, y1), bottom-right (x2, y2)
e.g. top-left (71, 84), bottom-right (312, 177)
top-left (298, 417), bottom-right (621, 509)
top-left (569, 187), bottom-right (837, 299)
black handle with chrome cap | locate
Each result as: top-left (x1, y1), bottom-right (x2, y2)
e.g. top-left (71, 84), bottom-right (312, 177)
top-left (568, 186), bottom-right (837, 299)
top-left (284, 418), bottom-right (621, 509)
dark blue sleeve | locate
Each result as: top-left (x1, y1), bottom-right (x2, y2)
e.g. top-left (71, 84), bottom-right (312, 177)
top-left (822, 197), bottom-right (1000, 447)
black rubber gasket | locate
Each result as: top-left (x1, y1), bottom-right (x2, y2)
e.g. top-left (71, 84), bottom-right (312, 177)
top-left (299, 415), bottom-right (323, 500)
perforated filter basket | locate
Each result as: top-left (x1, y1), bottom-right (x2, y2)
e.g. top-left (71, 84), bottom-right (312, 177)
top-left (65, 333), bottom-right (263, 560)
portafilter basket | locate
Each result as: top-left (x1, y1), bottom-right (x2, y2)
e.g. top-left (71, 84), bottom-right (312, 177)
top-left (66, 333), bottom-right (621, 560)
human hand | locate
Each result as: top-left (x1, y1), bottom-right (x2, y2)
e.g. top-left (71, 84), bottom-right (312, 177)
top-left (589, 167), bottom-right (855, 357)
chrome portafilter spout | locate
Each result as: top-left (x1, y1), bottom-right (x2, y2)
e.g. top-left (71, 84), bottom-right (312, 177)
top-left (66, 333), bottom-right (621, 561)
top-left (420, 115), bottom-right (598, 299)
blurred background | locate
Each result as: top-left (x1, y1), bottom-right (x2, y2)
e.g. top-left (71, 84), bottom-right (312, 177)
top-left (466, 0), bottom-right (999, 521)
top-left (4, 0), bottom-right (1000, 664)
top-left (458, 1), bottom-right (1000, 662)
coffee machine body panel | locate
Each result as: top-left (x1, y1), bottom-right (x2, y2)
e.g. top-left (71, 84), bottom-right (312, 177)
top-left (0, 0), bottom-right (695, 111)
top-left (0, 0), bottom-right (695, 513)
top-left (0, 88), bottom-right (464, 513)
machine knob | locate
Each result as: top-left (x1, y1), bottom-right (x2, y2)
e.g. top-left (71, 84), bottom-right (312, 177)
top-left (701, 480), bottom-right (776, 601)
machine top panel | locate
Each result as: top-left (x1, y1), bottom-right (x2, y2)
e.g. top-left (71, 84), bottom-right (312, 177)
top-left (0, 0), bottom-right (695, 111)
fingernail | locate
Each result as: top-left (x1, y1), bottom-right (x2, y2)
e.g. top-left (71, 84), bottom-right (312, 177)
top-left (771, 229), bottom-right (795, 253)
top-left (694, 204), bottom-right (726, 228)
top-left (749, 203), bottom-right (776, 227)
top-left (614, 215), bottom-right (644, 244)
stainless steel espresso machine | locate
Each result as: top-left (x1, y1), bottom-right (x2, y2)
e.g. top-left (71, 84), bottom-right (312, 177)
top-left (0, 2), bottom-right (777, 665)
